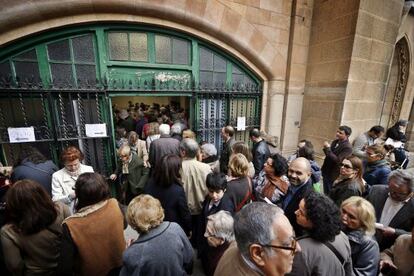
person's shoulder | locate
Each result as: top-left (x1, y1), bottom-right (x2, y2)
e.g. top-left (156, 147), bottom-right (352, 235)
top-left (80, 164), bottom-right (94, 172)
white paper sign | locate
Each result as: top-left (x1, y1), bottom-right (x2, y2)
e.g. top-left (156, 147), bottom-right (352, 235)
top-left (237, 117), bottom-right (246, 131)
top-left (85, 124), bottom-right (107, 137)
top-left (8, 127), bottom-right (36, 143)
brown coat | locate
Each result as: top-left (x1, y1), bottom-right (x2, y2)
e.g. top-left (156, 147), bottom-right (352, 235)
top-left (64, 199), bottom-right (125, 276)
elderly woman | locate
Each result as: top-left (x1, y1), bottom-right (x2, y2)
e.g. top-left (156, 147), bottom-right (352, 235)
top-left (51, 146), bottom-right (93, 211)
top-left (226, 153), bottom-right (252, 212)
top-left (289, 191), bottom-right (353, 276)
top-left (231, 141), bottom-right (255, 178)
top-left (254, 153), bottom-right (289, 206)
top-left (1, 180), bottom-right (70, 275)
top-left (363, 144), bottom-right (391, 186)
top-left (329, 155), bottom-right (365, 206)
top-left (120, 194), bottom-right (193, 276)
top-left (58, 173), bottom-right (126, 276)
top-left (110, 144), bottom-right (149, 204)
top-left (341, 197), bottom-right (380, 276)
top-left (200, 143), bottom-right (220, 173)
top-left (201, 211), bottom-right (234, 276)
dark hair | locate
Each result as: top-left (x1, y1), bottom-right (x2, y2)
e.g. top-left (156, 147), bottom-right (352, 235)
top-left (369, 125), bottom-right (385, 135)
top-left (270, 153), bottom-right (288, 177)
top-left (232, 141), bottom-right (253, 162)
top-left (249, 128), bottom-right (261, 138)
top-left (14, 146), bottom-right (48, 166)
top-left (206, 172), bottom-right (227, 191)
top-left (61, 146), bottom-right (84, 163)
top-left (395, 120), bottom-right (408, 127)
top-left (223, 126), bottom-right (235, 137)
top-left (299, 139), bottom-right (313, 148)
top-left (5, 179), bottom-right (58, 235)
top-left (154, 154), bottom-right (182, 188)
top-left (339, 125), bottom-right (352, 136)
top-left (344, 155), bottom-right (365, 193)
top-left (74, 173), bottom-right (110, 211)
top-left (304, 191), bottom-right (341, 242)
top-left (298, 145), bottom-right (315, 161)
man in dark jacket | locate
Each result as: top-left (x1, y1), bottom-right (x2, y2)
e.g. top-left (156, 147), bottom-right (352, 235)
top-left (366, 170), bottom-right (414, 251)
top-left (321, 125), bottom-right (353, 194)
top-left (283, 157), bottom-right (313, 237)
top-left (148, 124), bottom-right (180, 171)
top-left (249, 128), bottom-right (270, 176)
top-left (219, 125), bottom-right (236, 174)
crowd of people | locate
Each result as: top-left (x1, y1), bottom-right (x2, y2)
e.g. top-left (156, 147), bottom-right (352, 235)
top-left (0, 101), bottom-right (413, 276)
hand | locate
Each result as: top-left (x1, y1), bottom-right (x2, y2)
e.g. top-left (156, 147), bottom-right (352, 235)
top-left (380, 259), bottom-right (398, 273)
top-left (69, 192), bottom-right (76, 200)
top-left (380, 226), bottom-right (396, 237)
top-left (110, 174), bottom-right (117, 181)
top-left (323, 141), bottom-right (330, 148)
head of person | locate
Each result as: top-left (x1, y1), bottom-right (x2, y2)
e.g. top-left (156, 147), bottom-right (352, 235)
top-left (365, 144), bottom-right (387, 163)
top-left (295, 191), bottom-right (341, 242)
top-left (297, 144), bottom-right (315, 161)
top-left (154, 154), bottom-right (182, 188)
top-left (5, 179), bottom-right (57, 235)
top-left (182, 129), bottom-right (196, 140)
top-left (368, 125), bottom-right (385, 139)
top-left (394, 119), bottom-right (408, 132)
top-left (264, 154), bottom-right (288, 178)
top-left (61, 146), bottom-right (84, 174)
top-left (14, 145), bottom-right (48, 166)
top-left (297, 139), bottom-right (313, 150)
top-left (336, 125), bottom-right (352, 141)
top-left (204, 211), bottom-right (235, 247)
top-left (118, 144), bottom-right (131, 164)
top-left (200, 143), bottom-right (218, 160)
top-left (206, 172), bottom-right (227, 203)
top-left (159, 123), bottom-right (170, 136)
top-left (115, 126), bottom-right (127, 140)
top-left (127, 131), bottom-right (139, 146)
top-left (235, 202), bottom-right (300, 276)
top-left (340, 196), bottom-right (376, 236)
top-left (387, 170), bottom-right (414, 202)
top-left (249, 128), bottom-right (262, 142)
top-left (340, 155), bottom-right (363, 180)
top-left (232, 141), bottom-right (253, 162)
top-left (119, 109), bottom-right (129, 120)
top-left (228, 153), bottom-right (249, 178)
top-left (288, 157), bottom-right (311, 186)
top-left (221, 125), bottom-right (235, 141)
top-left (127, 194), bottom-right (164, 234)
top-left (170, 123), bottom-right (182, 136)
top-left (147, 122), bottom-right (160, 136)
top-left (74, 172), bottom-right (110, 211)
top-left (180, 138), bottom-right (200, 159)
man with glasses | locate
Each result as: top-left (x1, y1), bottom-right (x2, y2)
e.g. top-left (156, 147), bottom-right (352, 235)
top-left (367, 170), bottom-right (414, 250)
top-left (215, 202), bottom-right (300, 276)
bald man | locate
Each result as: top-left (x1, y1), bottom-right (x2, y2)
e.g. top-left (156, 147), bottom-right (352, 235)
top-left (282, 157), bottom-right (314, 236)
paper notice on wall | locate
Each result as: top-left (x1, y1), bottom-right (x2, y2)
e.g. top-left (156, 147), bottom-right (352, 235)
top-left (237, 117), bottom-right (246, 131)
top-left (85, 124), bottom-right (107, 137)
top-left (8, 127), bottom-right (36, 143)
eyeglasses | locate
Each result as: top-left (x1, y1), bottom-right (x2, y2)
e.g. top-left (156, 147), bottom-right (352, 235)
top-left (259, 238), bottom-right (298, 256)
top-left (341, 163), bottom-right (353, 169)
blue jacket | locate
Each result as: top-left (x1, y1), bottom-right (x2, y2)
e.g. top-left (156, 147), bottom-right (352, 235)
top-left (363, 160), bottom-right (391, 186)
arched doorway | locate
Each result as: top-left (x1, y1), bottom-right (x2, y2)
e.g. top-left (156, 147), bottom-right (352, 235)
top-left (0, 25), bottom-right (262, 173)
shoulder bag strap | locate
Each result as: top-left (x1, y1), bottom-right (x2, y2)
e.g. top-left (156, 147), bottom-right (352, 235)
top-left (236, 178), bottom-right (252, 212)
top-left (323, 241), bottom-right (345, 265)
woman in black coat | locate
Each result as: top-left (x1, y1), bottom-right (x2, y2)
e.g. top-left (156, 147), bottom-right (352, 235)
top-left (144, 154), bottom-right (192, 236)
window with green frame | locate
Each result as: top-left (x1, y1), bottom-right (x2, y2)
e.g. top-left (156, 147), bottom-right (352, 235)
top-left (47, 34), bottom-right (97, 86)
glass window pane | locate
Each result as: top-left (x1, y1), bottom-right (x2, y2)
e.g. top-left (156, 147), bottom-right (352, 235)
top-left (75, 65), bottom-right (96, 84)
top-left (73, 35), bottom-right (95, 63)
top-left (200, 47), bottom-right (213, 70)
top-left (155, 35), bottom-right (172, 63)
top-left (14, 61), bottom-right (40, 80)
top-left (214, 72), bottom-right (226, 84)
top-left (232, 73), bottom-right (244, 84)
top-left (172, 38), bottom-right (189, 65)
top-left (0, 61), bottom-right (11, 76)
top-left (200, 71), bottom-right (213, 85)
top-left (48, 40), bottom-right (71, 61)
top-left (50, 63), bottom-right (74, 84)
top-left (232, 64), bottom-right (242, 74)
top-left (16, 49), bottom-right (37, 60)
top-left (214, 55), bottom-right (226, 72)
top-left (108, 32), bottom-right (129, 61)
top-left (130, 33), bottom-right (148, 62)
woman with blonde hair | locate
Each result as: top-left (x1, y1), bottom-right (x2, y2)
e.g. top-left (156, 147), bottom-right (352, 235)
top-left (231, 141), bottom-right (255, 178)
top-left (120, 194), bottom-right (193, 276)
top-left (341, 196), bottom-right (380, 276)
top-left (226, 153), bottom-right (252, 212)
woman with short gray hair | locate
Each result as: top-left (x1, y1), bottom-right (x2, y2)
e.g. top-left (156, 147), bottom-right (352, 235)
top-left (201, 211), bottom-right (234, 276)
